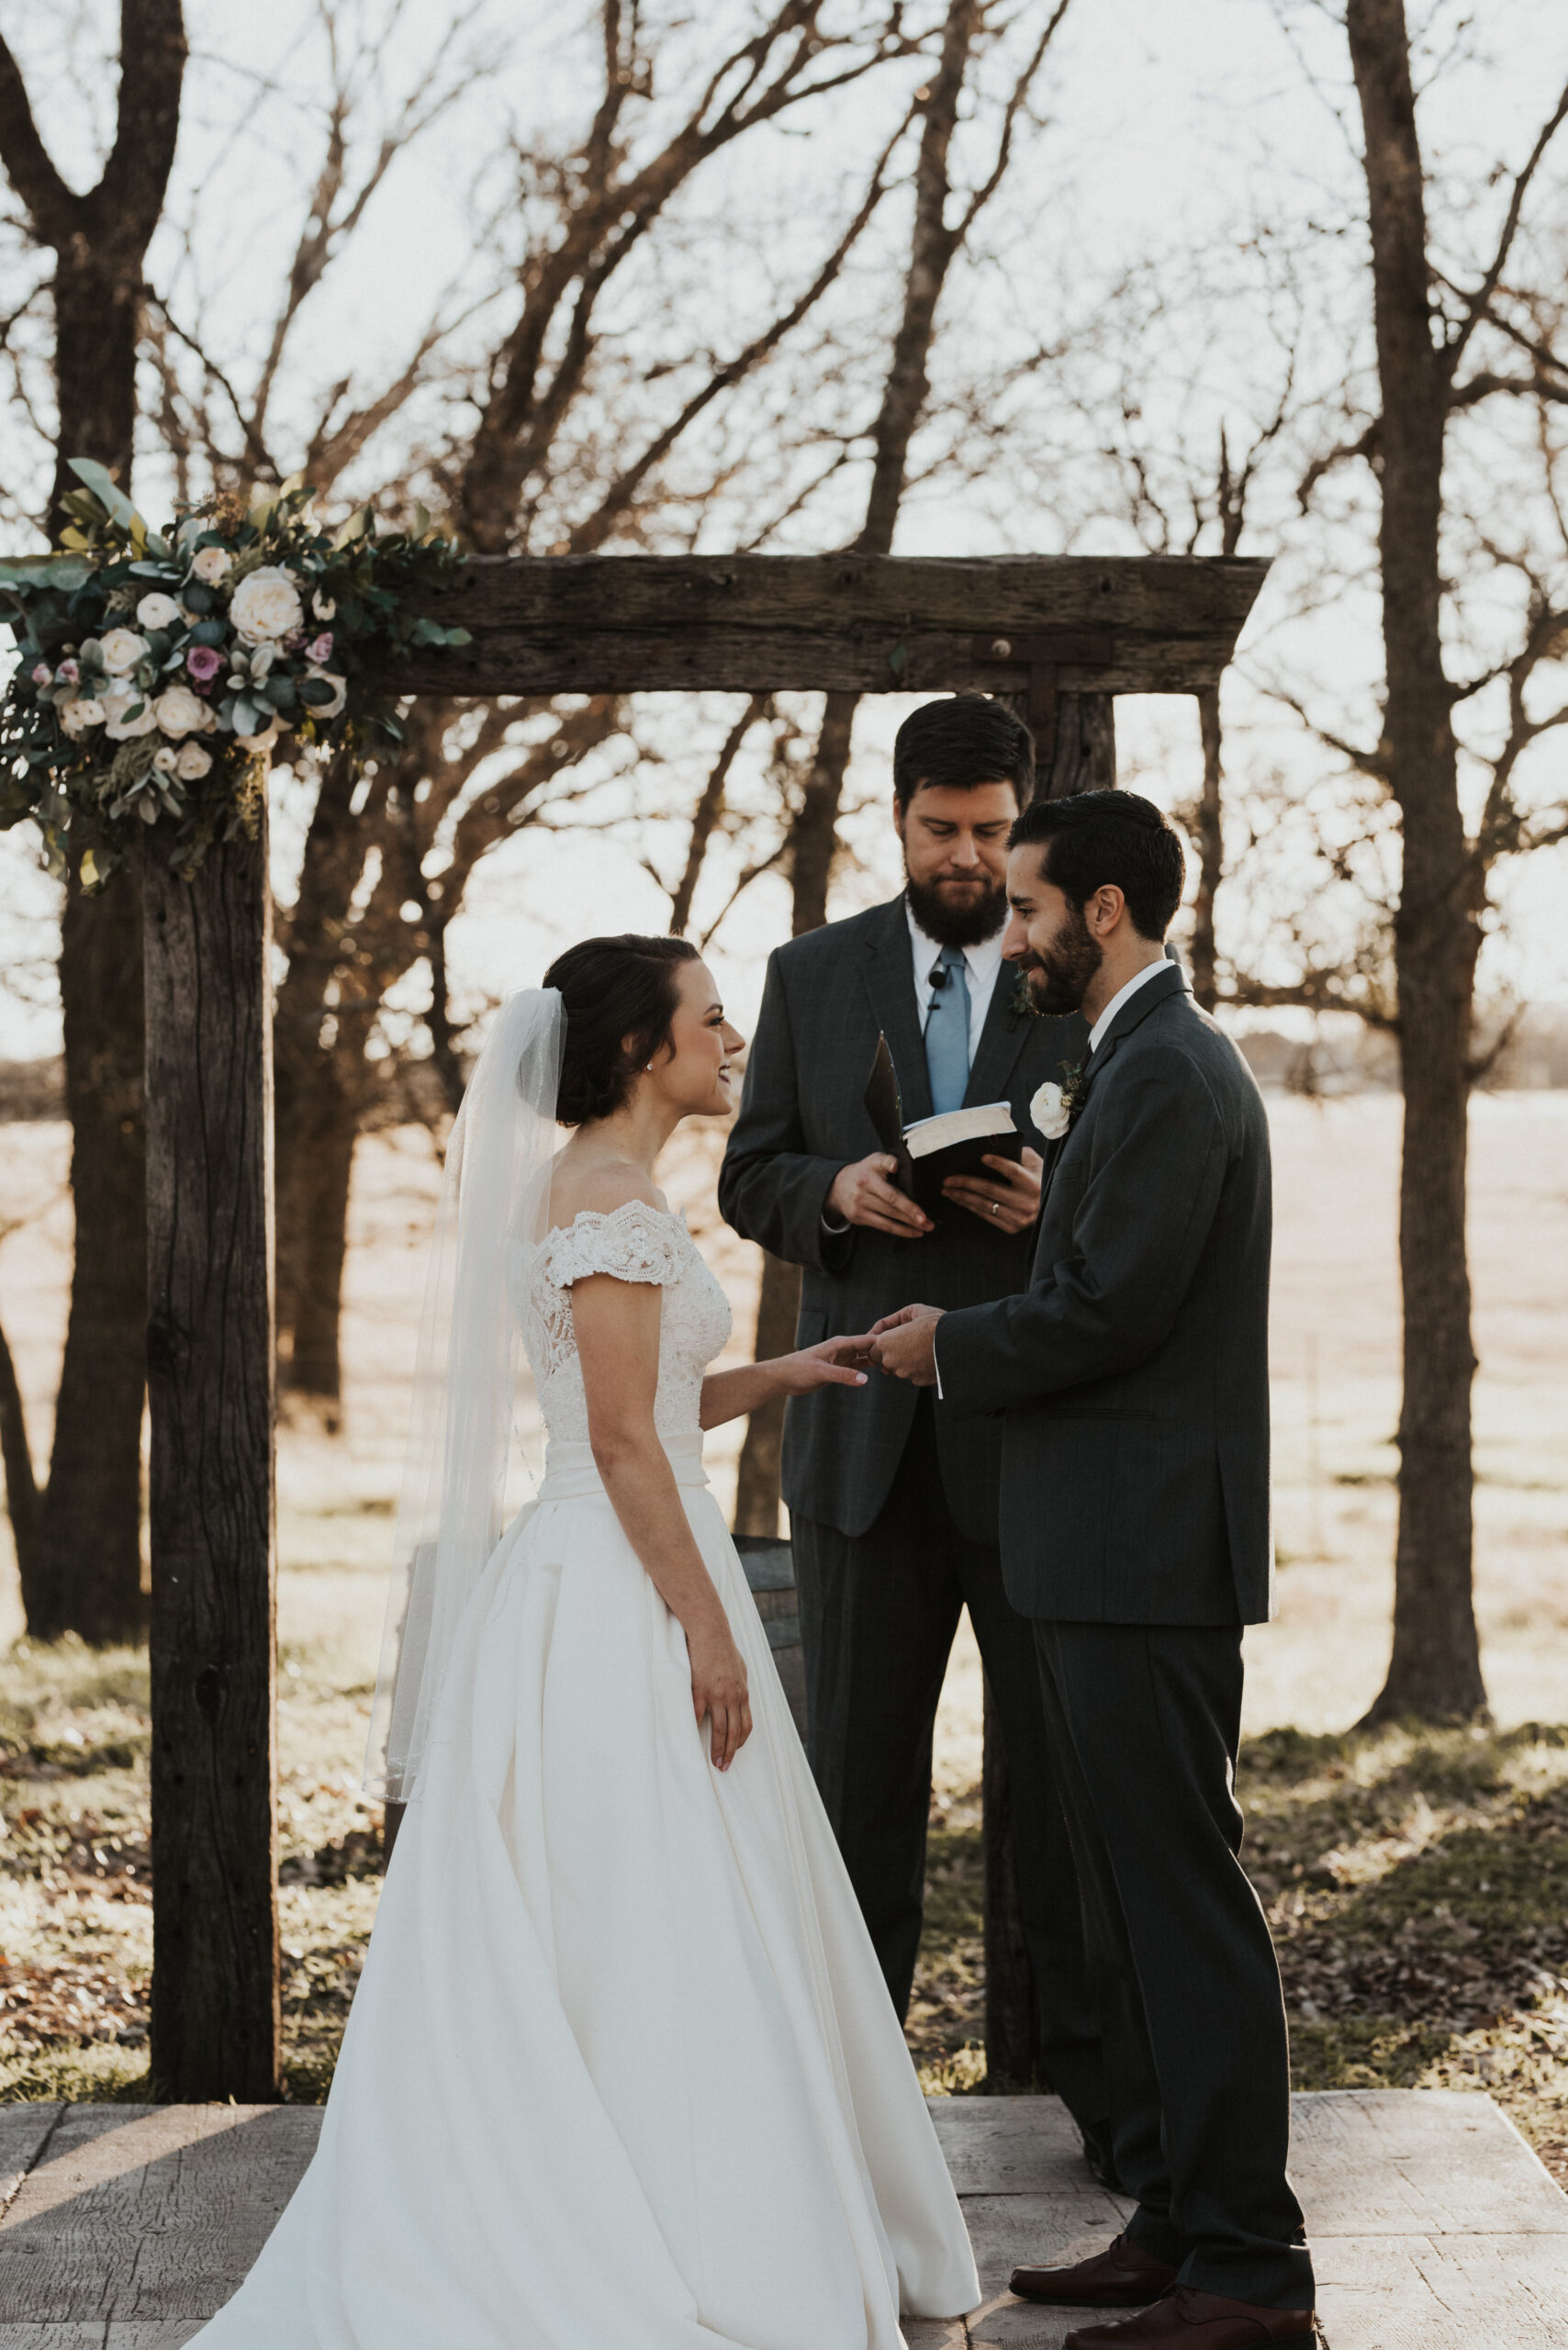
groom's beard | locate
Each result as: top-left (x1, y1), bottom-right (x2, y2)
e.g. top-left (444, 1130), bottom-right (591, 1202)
top-left (904, 867), bottom-right (1009, 949)
top-left (1020, 900), bottom-right (1103, 1013)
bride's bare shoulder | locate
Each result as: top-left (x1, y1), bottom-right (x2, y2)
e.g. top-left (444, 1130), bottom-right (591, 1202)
top-left (547, 1158), bottom-right (674, 1232)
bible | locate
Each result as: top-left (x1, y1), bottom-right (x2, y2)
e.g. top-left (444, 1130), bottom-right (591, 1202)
top-left (864, 1033), bottom-right (1024, 1220)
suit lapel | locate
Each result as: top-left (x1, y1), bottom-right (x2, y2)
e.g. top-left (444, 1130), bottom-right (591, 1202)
top-left (1036, 967), bottom-right (1188, 1229)
top-left (860, 895), bottom-right (933, 1125)
top-left (963, 968), bottom-right (1030, 1110)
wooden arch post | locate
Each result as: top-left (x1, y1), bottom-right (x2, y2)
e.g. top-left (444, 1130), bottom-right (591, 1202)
top-left (143, 552), bottom-right (1265, 2098)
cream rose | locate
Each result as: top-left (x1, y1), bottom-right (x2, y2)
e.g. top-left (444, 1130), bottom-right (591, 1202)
top-left (1029, 1081), bottom-right (1071, 1143)
top-left (174, 741), bottom-right (214, 780)
top-left (230, 565), bottom-right (303, 645)
top-left (152, 744), bottom-right (179, 774)
top-left (302, 666), bottom-right (347, 719)
top-left (99, 627), bottom-right (150, 675)
top-left (59, 696), bottom-right (106, 738)
top-left (102, 687), bottom-right (158, 740)
top-left (136, 592), bottom-right (182, 631)
top-left (151, 684), bottom-right (207, 738)
top-left (191, 545), bottom-right (231, 585)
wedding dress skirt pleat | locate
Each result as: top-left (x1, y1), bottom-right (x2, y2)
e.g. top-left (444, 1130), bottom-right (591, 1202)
top-left (193, 1433), bottom-right (980, 2350)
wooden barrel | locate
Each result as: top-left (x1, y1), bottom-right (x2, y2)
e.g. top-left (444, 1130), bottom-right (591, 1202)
top-left (733, 1535), bottom-right (808, 1743)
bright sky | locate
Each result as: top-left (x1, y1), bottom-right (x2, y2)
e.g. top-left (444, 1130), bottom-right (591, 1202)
top-left (2, 0), bottom-right (1566, 1057)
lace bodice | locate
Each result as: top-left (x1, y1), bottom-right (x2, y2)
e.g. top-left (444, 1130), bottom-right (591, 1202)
top-left (514, 1198), bottom-right (734, 1445)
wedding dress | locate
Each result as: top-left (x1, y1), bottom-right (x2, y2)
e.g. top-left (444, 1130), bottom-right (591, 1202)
top-left (193, 1194), bottom-right (980, 2350)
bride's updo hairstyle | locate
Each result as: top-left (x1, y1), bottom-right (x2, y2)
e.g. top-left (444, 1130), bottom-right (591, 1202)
top-left (544, 934), bottom-right (701, 1126)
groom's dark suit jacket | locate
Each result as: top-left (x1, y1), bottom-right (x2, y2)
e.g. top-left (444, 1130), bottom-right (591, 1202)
top-left (719, 894), bottom-right (1087, 1542)
top-left (936, 963), bottom-right (1274, 1625)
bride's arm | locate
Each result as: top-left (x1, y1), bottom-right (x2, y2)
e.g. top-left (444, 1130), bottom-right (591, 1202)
top-left (699, 1337), bottom-right (872, 1429)
top-left (572, 1269), bottom-right (753, 1770)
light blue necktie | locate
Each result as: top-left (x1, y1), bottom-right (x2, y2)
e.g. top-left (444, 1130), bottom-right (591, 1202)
top-left (924, 944), bottom-right (971, 1116)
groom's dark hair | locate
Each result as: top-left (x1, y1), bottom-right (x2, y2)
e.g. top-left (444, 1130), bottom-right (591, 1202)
top-left (545, 934), bottom-right (700, 1125)
top-left (1010, 789), bottom-right (1185, 942)
top-left (893, 693), bottom-right (1033, 811)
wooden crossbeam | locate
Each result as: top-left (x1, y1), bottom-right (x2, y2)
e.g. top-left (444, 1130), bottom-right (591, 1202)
top-left (391, 553), bottom-right (1271, 701)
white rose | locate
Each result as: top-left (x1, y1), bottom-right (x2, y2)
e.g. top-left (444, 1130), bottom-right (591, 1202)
top-left (302, 666), bottom-right (347, 718)
top-left (101, 686), bottom-right (158, 740)
top-left (151, 684), bottom-right (207, 738)
top-left (191, 545), bottom-right (231, 584)
top-left (1030, 1081), bottom-right (1071, 1143)
top-left (229, 565), bottom-right (303, 645)
top-left (99, 627), bottom-right (150, 675)
top-left (59, 696), bottom-right (106, 738)
top-left (175, 740), bottom-right (213, 779)
top-left (152, 744), bottom-right (179, 773)
top-left (136, 592), bottom-right (182, 631)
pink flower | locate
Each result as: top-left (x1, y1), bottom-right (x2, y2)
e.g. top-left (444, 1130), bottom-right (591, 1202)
top-left (57, 658), bottom-right (80, 684)
top-left (306, 632), bottom-right (334, 664)
top-left (186, 644), bottom-right (223, 682)
top-left (30, 662), bottom-right (50, 685)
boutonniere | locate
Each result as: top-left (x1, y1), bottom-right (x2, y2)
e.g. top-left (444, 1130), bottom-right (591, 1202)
top-left (1029, 1058), bottom-right (1088, 1143)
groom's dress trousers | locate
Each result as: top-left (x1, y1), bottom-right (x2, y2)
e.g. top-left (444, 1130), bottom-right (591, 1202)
top-left (936, 964), bottom-right (1314, 2313)
top-left (718, 893), bottom-right (1104, 2131)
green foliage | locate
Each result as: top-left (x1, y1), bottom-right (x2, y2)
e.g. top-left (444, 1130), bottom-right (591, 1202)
top-left (0, 462), bottom-right (471, 888)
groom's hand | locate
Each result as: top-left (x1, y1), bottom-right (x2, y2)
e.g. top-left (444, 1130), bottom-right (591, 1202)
top-left (825, 1153), bottom-right (933, 1239)
top-left (869, 1304), bottom-right (945, 1385)
top-left (942, 1146), bottom-right (1043, 1235)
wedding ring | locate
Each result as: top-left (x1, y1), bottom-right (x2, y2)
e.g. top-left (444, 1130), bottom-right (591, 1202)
top-left (991, 1202), bottom-right (1000, 1217)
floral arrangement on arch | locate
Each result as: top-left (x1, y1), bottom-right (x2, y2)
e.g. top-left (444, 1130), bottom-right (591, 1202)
top-left (0, 460), bottom-right (471, 887)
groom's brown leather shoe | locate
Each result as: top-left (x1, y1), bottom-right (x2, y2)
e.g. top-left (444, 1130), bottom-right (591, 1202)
top-left (1010, 2233), bottom-right (1180, 2307)
top-left (1063, 2287), bottom-right (1316, 2348)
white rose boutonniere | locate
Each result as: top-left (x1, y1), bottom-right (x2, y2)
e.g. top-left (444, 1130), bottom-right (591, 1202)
top-left (1030, 1081), bottom-right (1071, 1142)
top-left (230, 565), bottom-right (304, 645)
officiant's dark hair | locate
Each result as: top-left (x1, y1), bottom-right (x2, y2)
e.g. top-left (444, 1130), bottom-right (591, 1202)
top-left (892, 693), bottom-right (1033, 811)
top-left (1010, 789), bottom-right (1185, 942)
top-left (544, 934), bottom-right (700, 1125)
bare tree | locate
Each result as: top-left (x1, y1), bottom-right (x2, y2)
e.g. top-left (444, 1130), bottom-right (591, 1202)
top-left (0, 0), bottom-right (187, 1640)
top-left (733, 0), bottom-right (1076, 1534)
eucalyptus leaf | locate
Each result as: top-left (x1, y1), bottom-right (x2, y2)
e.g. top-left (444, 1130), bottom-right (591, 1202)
top-left (67, 459), bottom-right (144, 535)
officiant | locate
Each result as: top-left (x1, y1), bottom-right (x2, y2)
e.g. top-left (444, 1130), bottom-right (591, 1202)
top-left (720, 693), bottom-right (1108, 2155)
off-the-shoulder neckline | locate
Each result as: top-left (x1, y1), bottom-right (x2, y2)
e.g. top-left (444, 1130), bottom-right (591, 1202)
top-left (541, 1197), bottom-right (687, 1246)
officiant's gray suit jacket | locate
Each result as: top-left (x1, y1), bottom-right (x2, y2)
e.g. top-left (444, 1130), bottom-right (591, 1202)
top-left (936, 963), bottom-right (1274, 1625)
top-left (718, 893), bottom-right (1086, 1543)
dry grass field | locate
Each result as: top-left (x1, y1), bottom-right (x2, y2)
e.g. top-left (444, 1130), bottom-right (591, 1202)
top-left (1, 1092), bottom-right (1566, 2172)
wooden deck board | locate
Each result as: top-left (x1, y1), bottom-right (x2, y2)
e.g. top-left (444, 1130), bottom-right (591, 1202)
top-left (0, 2090), bottom-right (1561, 2347)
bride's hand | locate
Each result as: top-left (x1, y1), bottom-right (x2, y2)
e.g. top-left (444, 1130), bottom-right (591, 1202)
top-left (771, 1335), bottom-right (875, 1393)
top-left (688, 1618), bottom-right (752, 1771)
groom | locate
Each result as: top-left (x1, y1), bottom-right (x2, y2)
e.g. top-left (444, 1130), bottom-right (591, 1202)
top-left (719, 693), bottom-right (1108, 2158)
top-left (873, 789), bottom-right (1316, 2350)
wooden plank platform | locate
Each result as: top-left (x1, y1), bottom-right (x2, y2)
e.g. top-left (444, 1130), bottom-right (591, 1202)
top-left (1, 2090), bottom-right (1562, 2346)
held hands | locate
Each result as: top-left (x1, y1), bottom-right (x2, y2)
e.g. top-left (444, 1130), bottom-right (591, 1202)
top-left (825, 1153), bottom-right (932, 1239)
top-left (868, 1303), bottom-right (946, 1387)
top-left (941, 1146), bottom-right (1044, 1235)
top-left (686, 1614), bottom-right (752, 1772)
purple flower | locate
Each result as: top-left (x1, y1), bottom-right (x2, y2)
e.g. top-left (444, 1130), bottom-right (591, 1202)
top-left (30, 662), bottom-right (51, 686)
top-left (57, 658), bottom-right (80, 684)
top-left (186, 644), bottom-right (223, 682)
top-left (306, 631), bottom-right (334, 664)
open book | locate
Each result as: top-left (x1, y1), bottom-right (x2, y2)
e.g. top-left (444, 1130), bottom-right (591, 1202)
top-left (864, 1033), bottom-right (1023, 1220)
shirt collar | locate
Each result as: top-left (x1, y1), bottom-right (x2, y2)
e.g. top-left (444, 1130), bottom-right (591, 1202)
top-left (1088, 957), bottom-right (1169, 1055)
top-left (905, 898), bottom-right (1005, 990)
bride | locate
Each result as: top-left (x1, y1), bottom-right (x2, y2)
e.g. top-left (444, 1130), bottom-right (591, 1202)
top-left (194, 932), bottom-right (980, 2350)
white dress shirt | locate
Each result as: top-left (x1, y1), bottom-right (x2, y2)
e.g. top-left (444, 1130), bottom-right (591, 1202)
top-left (907, 901), bottom-right (1005, 1061)
top-left (1088, 956), bottom-right (1168, 1055)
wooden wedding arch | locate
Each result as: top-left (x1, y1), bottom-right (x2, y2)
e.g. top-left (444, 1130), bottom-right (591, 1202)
top-left (143, 549), bottom-right (1269, 2098)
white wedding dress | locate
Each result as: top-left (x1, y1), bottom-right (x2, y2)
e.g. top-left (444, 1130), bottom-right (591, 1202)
top-left (195, 1198), bottom-right (980, 2350)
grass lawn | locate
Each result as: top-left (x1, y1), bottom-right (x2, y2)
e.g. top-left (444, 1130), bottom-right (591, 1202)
top-left (6, 1633), bottom-right (1568, 2199)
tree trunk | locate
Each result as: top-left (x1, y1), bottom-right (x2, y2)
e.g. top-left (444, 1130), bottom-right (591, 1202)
top-left (1040, 691), bottom-right (1116, 799)
top-left (144, 824), bottom-right (280, 2102)
top-left (28, 867), bottom-right (147, 1643)
top-left (1347, 0), bottom-right (1485, 1723)
top-left (285, 1107), bottom-right (359, 1416)
top-left (1192, 685), bottom-right (1223, 1011)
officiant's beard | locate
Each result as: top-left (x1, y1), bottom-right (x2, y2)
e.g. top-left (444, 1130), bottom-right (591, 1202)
top-left (1021, 901), bottom-right (1103, 1013)
top-left (904, 868), bottom-right (1009, 948)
